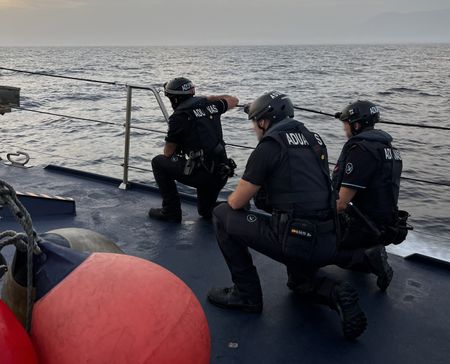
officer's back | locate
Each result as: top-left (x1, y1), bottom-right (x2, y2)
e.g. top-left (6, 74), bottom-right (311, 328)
top-left (256, 118), bottom-right (332, 220)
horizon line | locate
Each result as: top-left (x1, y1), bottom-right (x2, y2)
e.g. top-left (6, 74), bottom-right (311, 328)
top-left (1, 41), bottom-right (450, 48)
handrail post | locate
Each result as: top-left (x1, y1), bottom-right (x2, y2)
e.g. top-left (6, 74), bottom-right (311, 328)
top-left (150, 86), bottom-right (170, 122)
top-left (119, 85), bottom-right (133, 189)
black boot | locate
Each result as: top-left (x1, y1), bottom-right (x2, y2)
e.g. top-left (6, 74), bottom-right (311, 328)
top-left (148, 208), bottom-right (182, 223)
top-left (365, 245), bottom-right (393, 291)
top-left (207, 286), bottom-right (263, 313)
top-left (332, 283), bottom-right (367, 340)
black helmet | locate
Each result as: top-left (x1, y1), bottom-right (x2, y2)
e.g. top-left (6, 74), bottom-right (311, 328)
top-left (338, 100), bottom-right (380, 128)
top-left (246, 91), bottom-right (294, 123)
top-left (164, 77), bottom-right (195, 97)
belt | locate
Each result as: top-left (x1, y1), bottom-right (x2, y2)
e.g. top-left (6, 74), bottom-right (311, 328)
top-left (291, 217), bottom-right (335, 234)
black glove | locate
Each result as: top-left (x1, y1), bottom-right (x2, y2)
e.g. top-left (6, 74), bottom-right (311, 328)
top-left (217, 158), bottom-right (236, 179)
top-left (243, 103), bottom-right (251, 115)
top-left (334, 112), bottom-right (342, 119)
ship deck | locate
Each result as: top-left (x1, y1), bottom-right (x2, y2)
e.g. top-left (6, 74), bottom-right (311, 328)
top-left (1, 164), bottom-right (449, 364)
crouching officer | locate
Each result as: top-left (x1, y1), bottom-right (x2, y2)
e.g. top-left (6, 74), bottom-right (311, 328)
top-left (208, 91), bottom-right (367, 340)
top-left (332, 100), bottom-right (411, 291)
top-left (149, 77), bottom-right (239, 222)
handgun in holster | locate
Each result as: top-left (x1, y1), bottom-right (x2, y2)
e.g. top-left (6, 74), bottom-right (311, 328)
top-left (183, 150), bottom-right (204, 176)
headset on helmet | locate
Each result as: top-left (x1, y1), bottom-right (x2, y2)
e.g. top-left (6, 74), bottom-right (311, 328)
top-left (337, 100), bottom-right (380, 130)
top-left (164, 77), bottom-right (195, 97)
top-left (246, 91), bottom-right (294, 123)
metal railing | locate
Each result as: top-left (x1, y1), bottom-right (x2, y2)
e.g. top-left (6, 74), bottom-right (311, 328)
top-left (1, 66), bottom-right (171, 189)
top-left (1, 66), bottom-right (450, 188)
top-left (119, 84), bottom-right (169, 189)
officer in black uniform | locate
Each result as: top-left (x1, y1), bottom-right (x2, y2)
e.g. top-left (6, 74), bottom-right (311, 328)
top-left (332, 100), bottom-right (406, 291)
top-left (148, 77), bottom-right (239, 222)
top-left (207, 91), bottom-right (367, 340)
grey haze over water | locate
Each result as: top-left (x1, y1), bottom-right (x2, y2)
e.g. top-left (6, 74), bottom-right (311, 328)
top-left (0, 1), bottom-right (449, 45)
top-left (0, 45), bottom-right (449, 242)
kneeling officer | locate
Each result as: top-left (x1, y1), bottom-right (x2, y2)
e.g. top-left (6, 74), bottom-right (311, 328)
top-left (332, 100), bottom-right (410, 290)
top-left (208, 91), bottom-right (367, 340)
top-left (149, 77), bottom-right (238, 222)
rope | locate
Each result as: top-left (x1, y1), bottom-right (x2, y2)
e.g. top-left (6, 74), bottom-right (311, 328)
top-left (0, 66), bottom-right (160, 90)
top-left (237, 104), bottom-right (450, 131)
top-left (2, 68), bottom-right (449, 187)
top-left (400, 176), bottom-right (450, 188)
top-left (1, 67), bottom-right (124, 87)
top-left (128, 165), bottom-right (153, 173)
top-left (375, 120), bottom-right (450, 131)
top-left (225, 142), bottom-right (255, 150)
top-left (327, 162), bottom-right (450, 188)
top-left (0, 180), bottom-right (42, 332)
top-left (13, 107), bottom-right (119, 127)
top-left (0, 231), bottom-right (29, 251)
top-left (12, 106), bottom-right (169, 134)
top-left (293, 106), bottom-right (335, 118)
top-left (11, 106), bottom-right (255, 146)
top-left (4, 127), bottom-right (450, 189)
top-left (292, 106), bottom-right (450, 131)
top-left (3, 66), bottom-right (449, 131)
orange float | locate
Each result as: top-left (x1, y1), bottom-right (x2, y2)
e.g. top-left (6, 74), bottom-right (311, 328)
top-left (0, 299), bottom-right (39, 364)
top-left (31, 251), bottom-right (210, 364)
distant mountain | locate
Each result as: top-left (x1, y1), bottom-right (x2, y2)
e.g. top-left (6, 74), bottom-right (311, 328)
top-left (355, 9), bottom-right (450, 43)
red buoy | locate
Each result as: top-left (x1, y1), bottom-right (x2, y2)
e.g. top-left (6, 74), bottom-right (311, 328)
top-left (31, 253), bottom-right (210, 364)
top-left (0, 300), bottom-right (39, 364)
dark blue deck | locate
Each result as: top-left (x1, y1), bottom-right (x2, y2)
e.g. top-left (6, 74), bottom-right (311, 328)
top-left (1, 164), bottom-right (449, 364)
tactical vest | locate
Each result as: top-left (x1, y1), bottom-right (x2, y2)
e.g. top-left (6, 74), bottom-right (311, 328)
top-left (260, 119), bottom-right (333, 218)
top-left (172, 97), bottom-right (226, 161)
top-left (332, 129), bottom-right (402, 225)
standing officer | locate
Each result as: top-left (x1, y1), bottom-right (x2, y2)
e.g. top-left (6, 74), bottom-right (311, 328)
top-left (332, 100), bottom-right (406, 291)
top-left (148, 77), bottom-right (239, 222)
top-left (208, 91), bottom-right (367, 340)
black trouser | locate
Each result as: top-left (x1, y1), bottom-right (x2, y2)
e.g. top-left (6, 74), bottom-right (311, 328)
top-left (332, 215), bottom-right (385, 273)
top-left (152, 154), bottom-right (227, 217)
top-left (213, 203), bottom-right (364, 307)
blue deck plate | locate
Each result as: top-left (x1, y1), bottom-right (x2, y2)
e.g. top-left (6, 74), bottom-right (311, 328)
top-left (0, 164), bottom-right (449, 364)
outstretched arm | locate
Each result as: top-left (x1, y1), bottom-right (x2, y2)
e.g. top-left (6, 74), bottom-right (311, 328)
top-left (206, 95), bottom-right (239, 110)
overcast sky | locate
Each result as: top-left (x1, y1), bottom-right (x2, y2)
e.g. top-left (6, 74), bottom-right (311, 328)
top-left (0, 0), bottom-right (449, 46)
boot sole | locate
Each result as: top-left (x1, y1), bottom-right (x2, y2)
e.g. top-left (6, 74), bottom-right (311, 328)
top-left (335, 285), bottom-right (368, 340)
